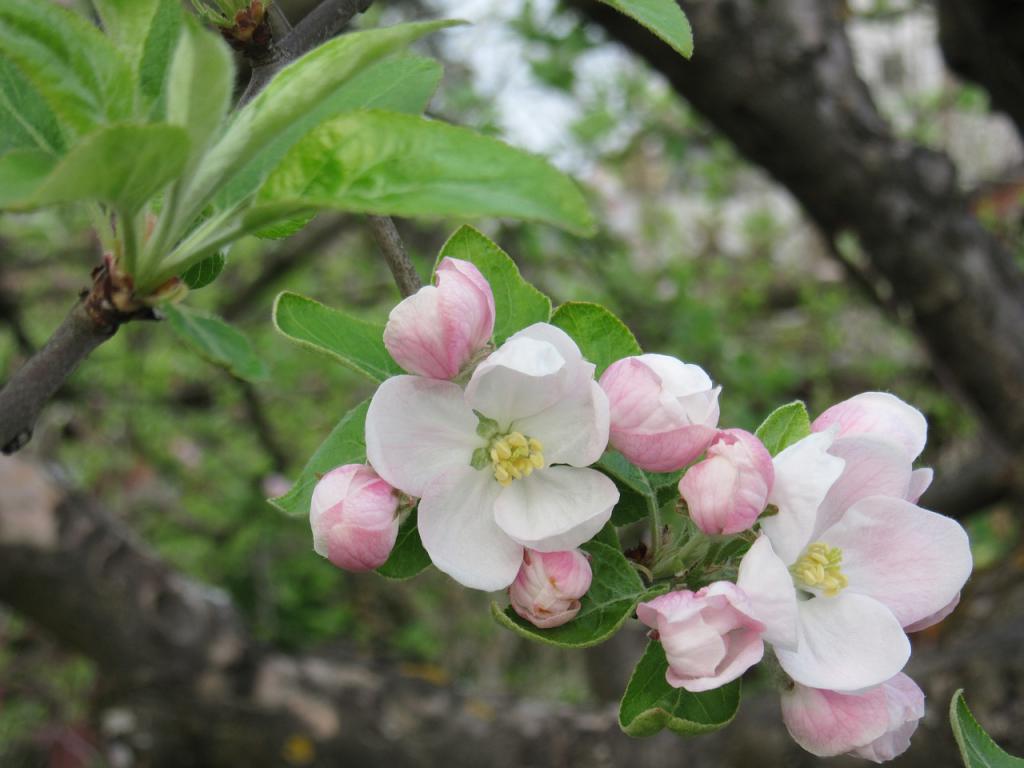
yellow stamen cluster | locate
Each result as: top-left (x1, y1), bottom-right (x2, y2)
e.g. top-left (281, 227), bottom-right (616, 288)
top-left (791, 542), bottom-right (848, 596)
top-left (490, 431), bottom-right (544, 486)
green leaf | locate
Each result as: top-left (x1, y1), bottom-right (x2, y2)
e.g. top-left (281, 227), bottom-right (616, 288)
top-left (550, 301), bottom-right (641, 376)
top-left (93, 0), bottom-right (160, 69)
top-left (163, 303), bottom-right (267, 381)
top-left (592, 521), bottom-right (620, 549)
top-left (186, 20), bottom-right (458, 215)
top-left (137, 0), bottom-right (184, 118)
top-left (269, 400), bottom-right (369, 517)
top-left (376, 510), bottom-right (431, 580)
top-left (595, 450), bottom-right (678, 526)
top-left (491, 540), bottom-right (664, 648)
top-left (180, 252), bottom-right (226, 290)
top-left (950, 689), bottom-right (1024, 767)
top-left (0, 148), bottom-right (56, 209)
top-left (166, 18), bottom-right (233, 165)
top-left (436, 225), bottom-right (551, 344)
top-left (257, 111), bottom-right (596, 237)
top-left (598, 0), bottom-right (693, 58)
top-left (19, 123), bottom-right (190, 214)
top-left (272, 291), bottom-right (404, 383)
top-left (0, 57), bottom-right (65, 154)
top-left (0, 0), bottom-right (133, 137)
top-left (254, 211), bottom-right (317, 240)
top-left (619, 641), bottom-right (740, 737)
top-left (754, 401), bottom-right (812, 456)
top-left (215, 55), bottom-right (444, 213)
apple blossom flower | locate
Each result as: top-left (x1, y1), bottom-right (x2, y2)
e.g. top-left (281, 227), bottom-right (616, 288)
top-left (599, 354), bottom-right (720, 472)
top-left (737, 427), bottom-right (972, 692)
top-left (366, 323), bottom-right (617, 591)
top-left (509, 548), bottom-right (592, 628)
top-left (780, 673), bottom-right (925, 762)
top-left (310, 464), bottom-right (400, 572)
top-left (637, 582), bottom-right (765, 693)
top-left (679, 428), bottom-right (773, 535)
top-left (383, 257), bottom-right (495, 380)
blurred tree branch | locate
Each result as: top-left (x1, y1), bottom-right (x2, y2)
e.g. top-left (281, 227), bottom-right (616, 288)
top-left (575, 0), bottom-right (1024, 462)
top-left (936, 0), bottom-right (1024, 139)
top-left (367, 215), bottom-right (423, 297)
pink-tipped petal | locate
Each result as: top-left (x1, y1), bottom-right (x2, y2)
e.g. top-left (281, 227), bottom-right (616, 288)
top-left (819, 495), bottom-right (973, 628)
top-left (781, 682), bottom-right (891, 758)
top-left (812, 392), bottom-right (927, 462)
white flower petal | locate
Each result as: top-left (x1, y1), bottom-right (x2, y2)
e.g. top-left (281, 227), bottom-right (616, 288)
top-left (775, 593), bottom-right (910, 692)
top-left (763, 431), bottom-right (845, 564)
top-left (819, 496), bottom-right (973, 628)
top-left (493, 466), bottom-right (617, 551)
top-left (737, 535), bottom-right (799, 650)
top-left (907, 467), bottom-right (933, 504)
top-left (466, 323), bottom-right (589, 426)
top-left (812, 391), bottom-right (928, 462)
top-left (514, 381), bottom-right (610, 466)
top-left (417, 465), bottom-right (522, 591)
top-left (365, 375), bottom-right (480, 497)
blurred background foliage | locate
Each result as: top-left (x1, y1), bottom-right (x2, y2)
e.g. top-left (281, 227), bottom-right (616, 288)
top-left (1, 0), bottom-right (1022, 762)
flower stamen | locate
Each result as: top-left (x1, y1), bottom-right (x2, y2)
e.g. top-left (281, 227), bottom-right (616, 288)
top-left (791, 542), bottom-right (848, 596)
top-left (489, 431), bottom-right (544, 486)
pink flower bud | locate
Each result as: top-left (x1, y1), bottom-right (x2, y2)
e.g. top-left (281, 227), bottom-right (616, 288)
top-left (383, 257), bottom-right (495, 379)
top-left (781, 673), bottom-right (925, 762)
top-left (310, 464), bottom-right (399, 572)
top-left (509, 549), bottom-right (592, 628)
top-left (637, 582), bottom-right (765, 693)
top-left (678, 428), bottom-right (774, 535)
top-left (599, 354), bottom-right (720, 472)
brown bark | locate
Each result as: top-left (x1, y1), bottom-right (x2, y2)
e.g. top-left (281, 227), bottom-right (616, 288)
top-left (576, 0), bottom-right (1024, 456)
top-left (936, 0), bottom-right (1024, 138)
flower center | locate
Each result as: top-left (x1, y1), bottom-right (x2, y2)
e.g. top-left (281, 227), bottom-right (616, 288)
top-left (488, 431), bottom-right (545, 486)
top-left (790, 542), bottom-right (848, 597)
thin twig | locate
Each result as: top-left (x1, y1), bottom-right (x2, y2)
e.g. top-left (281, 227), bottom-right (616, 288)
top-left (239, 0), bottom-right (373, 106)
top-left (367, 215), bottom-right (422, 297)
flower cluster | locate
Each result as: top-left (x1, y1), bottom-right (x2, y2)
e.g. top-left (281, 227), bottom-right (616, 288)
top-left (305, 256), bottom-right (972, 763)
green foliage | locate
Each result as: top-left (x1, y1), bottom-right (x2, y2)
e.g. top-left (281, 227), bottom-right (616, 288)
top-left (163, 302), bottom-right (267, 381)
top-left (180, 252), bottom-right (226, 290)
top-left (551, 301), bottom-right (641, 376)
top-left (272, 291), bottom-right (404, 382)
top-left (184, 21), bottom-right (458, 214)
top-left (754, 401), bottom-right (812, 456)
top-left (436, 225), bottom-right (551, 344)
top-left (0, 149), bottom-right (55, 208)
top-left (597, 0), bottom-right (693, 58)
top-left (0, 0), bottom-right (133, 137)
top-left (92, 0), bottom-right (162, 69)
top-left (166, 18), bottom-right (234, 166)
top-left (0, 57), bottom-right (65, 154)
top-left (137, 0), bottom-right (184, 117)
top-left (950, 690), bottom-right (1024, 767)
top-left (377, 511), bottom-right (432, 580)
top-left (618, 641), bottom-right (740, 737)
top-left (22, 124), bottom-right (189, 214)
top-left (491, 540), bottom-right (666, 647)
top-left (215, 55), bottom-right (444, 212)
top-left (596, 450), bottom-right (680, 526)
top-left (270, 400), bottom-right (370, 517)
top-left (256, 110), bottom-right (596, 236)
